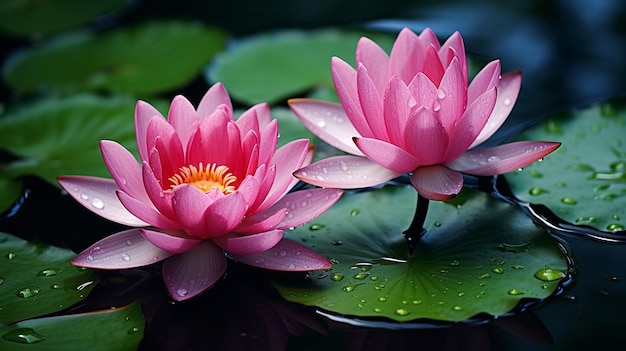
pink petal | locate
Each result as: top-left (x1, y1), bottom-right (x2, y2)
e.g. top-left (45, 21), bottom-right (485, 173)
top-left (421, 44), bottom-right (445, 85)
top-left (141, 228), bottom-right (201, 254)
top-left (407, 72), bottom-right (437, 110)
top-left (444, 87), bottom-right (497, 161)
top-left (141, 161), bottom-right (176, 220)
top-left (273, 188), bottom-right (343, 229)
top-left (231, 238), bottom-right (332, 271)
top-left (288, 99), bottom-right (363, 156)
top-left (435, 57), bottom-right (467, 132)
top-left (357, 64), bottom-right (388, 141)
top-left (71, 228), bottom-right (174, 269)
top-left (185, 106), bottom-right (231, 166)
top-left (331, 57), bottom-right (373, 138)
top-left (294, 155), bottom-right (402, 189)
top-left (235, 104), bottom-right (261, 140)
top-left (354, 137), bottom-right (419, 173)
top-left (171, 184), bottom-right (212, 237)
top-left (117, 190), bottom-right (180, 230)
top-left (403, 107), bottom-right (449, 165)
top-left (235, 207), bottom-right (287, 235)
top-left (355, 36), bottom-right (390, 93)
top-left (202, 191), bottom-right (247, 238)
top-left (234, 174), bottom-right (262, 213)
top-left (439, 31), bottom-right (467, 83)
top-left (385, 76), bottom-right (417, 146)
top-left (162, 240), bottom-right (227, 301)
top-left (257, 139), bottom-right (309, 212)
top-left (197, 82), bottom-right (232, 119)
top-left (470, 71), bottom-right (522, 148)
top-left (468, 60), bottom-right (501, 104)
top-left (168, 95), bottom-right (200, 149)
top-left (135, 100), bottom-right (164, 162)
top-left (258, 118), bottom-right (279, 168)
top-left (213, 229), bottom-right (283, 255)
top-left (446, 141), bottom-right (561, 176)
top-left (58, 176), bottom-right (148, 227)
top-left (100, 140), bottom-right (150, 204)
top-left (389, 28), bottom-right (423, 83)
top-left (410, 165), bottom-right (464, 201)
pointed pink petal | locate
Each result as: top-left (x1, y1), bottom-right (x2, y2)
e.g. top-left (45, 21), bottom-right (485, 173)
top-left (58, 176), bottom-right (148, 227)
top-left (288, 99), bottom-right (363, 156)
top-left (331, 57), bottom-right (373, 138)
top-left (421, 44), bottom-right (445, 85)
top-left (162, 240), bottom-right (227, 301)
top-left (197, 82), bottom-right (232, 119)
top-left (100, 140), bottom-right (150, 204)
top-left (141, 228), bottom-right (201, 254)
top-left (357, 64), bottom-right (388, 141)
top-left (234, 174), bottom-right (261, 213)
top-left (468, 60), bottom-right (501, 104)
top-left (235, 207), bottom-right (287, 234)
top-left (170, 184), bottom-right (212, 237)
top-left (186, 108), bottom-right (236, 168)
top-left (236, 105), bottom-right (261, 140)
top-left (257, 139), bottom-right (309, 212)
top-left (117, 190), bottom-right (180, 230)
top-left (202, 191), bottom-right (247, 238)
top-left (446, 141), bottom-right (561, 176)
top-left (389, 28), bottom-right (423, 83)
top-left (407, 72), bottom-right (437, 110)
top-left (356, 36), bottom-right (390, 92)
top-left (232, 238), bottom-right (332, 271)
top-left (213, 230), bottom-right (283, 255)
top-left (258, 118), bottom-right (279, 168)
top-left (418, 27), bottom-right (441, 50)
top-left (436, 57), bottom-right (467, 132)
top-left (71, 228), bottom-right (174, 269)
top-left (444, 87), bottom-right (497, 161)
top-left (294, 155), bottom-right (402, 189)
top-left (385, 76), bottom-right (417, 146)
top-left (403, 107), bottom-right (449, 165)
top-left (470, 71), bottom-right (522, 148)
top-left (273, 188), bottom-right (343, 229)
top-left (354, 137), bottom-right (419, 173)
top-left (168, 95), bottom-right (200, 149)
top-left (135, 100), bottom-right (164, 162)
top-left (410, 165), bottom-right (463, 201)
top-left (439, 31), bottom-right (467, 83)
top-left (141, 161), bottom-right (176, 220)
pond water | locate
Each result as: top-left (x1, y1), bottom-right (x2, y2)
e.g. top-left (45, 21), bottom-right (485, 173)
top-left (1, 0), bottom-right (625, 350)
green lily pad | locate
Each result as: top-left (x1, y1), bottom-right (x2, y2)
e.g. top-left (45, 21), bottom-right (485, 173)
top-left (207, 29), bottom-right (395, 105)
top-left (274, 185), bottom-right (569, 323)
top-left (505, 100), bottom-right (626, 233)
top-left (0, 94), bottom-right (169, 187)
top-left (0, 0), bottom-right (127, 37)
top-left (0, 232), bottom-right (99, 326)
top-left (0, 302), bottom-right (143, 350)
top-left (3, 21), bottom-right (226, 95)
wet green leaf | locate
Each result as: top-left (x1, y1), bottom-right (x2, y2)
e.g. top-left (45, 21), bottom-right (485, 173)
top-left (3, 21), bottom-right (226, 95)
top-left (0, 0), bottom-right (127, 37)
top-left (0, 95), bottom-right (169, 187)
top-left (207, 29), bottom-right (395, 105)
top-left (274, 185), bottom-right (569, 322)
top-left (506, 100), bottom-right (626, 233)
top-left (0, 302), bottom-right (143, 350)
top-left (0, 232), bottom-right (99, 326)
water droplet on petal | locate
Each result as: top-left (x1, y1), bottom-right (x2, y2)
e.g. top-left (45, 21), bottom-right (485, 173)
top-left (176, 288), bottom-right (188, 297)
top-left (433, 100), bottom-right (442, 112)
top-left (80, 193), bottom-right (89, 200)
top-left (503, 97), bottom-right (512, 106)
top-left (91, 198), bottom-right (104, 209)
top-left (121, 253), bottom-right (131, 261)
top-left (437, 88), bottom-right (446, 99)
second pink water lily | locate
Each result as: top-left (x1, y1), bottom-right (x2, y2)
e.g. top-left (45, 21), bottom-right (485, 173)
top-left (58, 83), bottom-right (342, 301)
top-left (290, 27), bottom-right (560, 200)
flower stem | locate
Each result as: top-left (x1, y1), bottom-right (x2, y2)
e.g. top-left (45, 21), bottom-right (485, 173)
top-left (403, 193), bottom-right (429, 256)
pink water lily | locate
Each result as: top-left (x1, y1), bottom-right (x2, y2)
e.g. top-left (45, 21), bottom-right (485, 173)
top-left (290, 27), bottom-right (560, 200)
top-left (58, 83), bottom-right (342, 301)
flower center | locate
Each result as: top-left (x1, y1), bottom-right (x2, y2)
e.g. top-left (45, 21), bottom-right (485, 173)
top-left (168, 163), bottom-right (237, 194)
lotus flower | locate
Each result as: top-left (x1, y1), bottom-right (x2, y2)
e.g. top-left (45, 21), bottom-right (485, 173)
top-left (290, 27), bottom-right (560, 200)
top-left (58, 83), bottom-right (342, 300)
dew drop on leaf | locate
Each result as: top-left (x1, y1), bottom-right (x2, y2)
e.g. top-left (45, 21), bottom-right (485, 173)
top-left (15, 286), bottom-right (41, 298)
top-left (534, 268), bottom-right (567, 282)
top-left (1, 328), bottom-right (45, 344)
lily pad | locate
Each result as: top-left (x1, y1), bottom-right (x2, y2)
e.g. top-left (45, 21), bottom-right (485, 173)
top-left (0, 0), bottom-right (127, 37)
top-left (2, 21), bottom-right (226, 95)
top-left (0, 94), bottom-right (168, 187)
top-left (273, 185), bottom-right (569, 323)
top-left (0, 232), bottom-right (99, 326)
top-left (505, 100), bottom-right (626, 233)
top-left (0, 302), bottom-right (143, 350)
top-left (207, 29), bottom-right (395, 105)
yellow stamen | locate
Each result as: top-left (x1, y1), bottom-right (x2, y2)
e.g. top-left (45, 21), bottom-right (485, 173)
top-left (169, 163), bottom-right (237, 194)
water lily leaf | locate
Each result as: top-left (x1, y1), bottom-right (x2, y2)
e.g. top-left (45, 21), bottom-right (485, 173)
top-left (0, 232), bottom-right (99, 326)
top-left (0, 302), bottom-right (143, 350)
top-left (0, 0), bottom-right (127, 37)
top-left (3, 21), bottom-right (226, 95)
top-left (273, 185), bottom-right (569, 323)
top-left (505, 100), bottom-right (626, 233)
top-left (207, 29), bottom-right (395, 105)
top-left (0, 94), bottom-right (167, 187)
